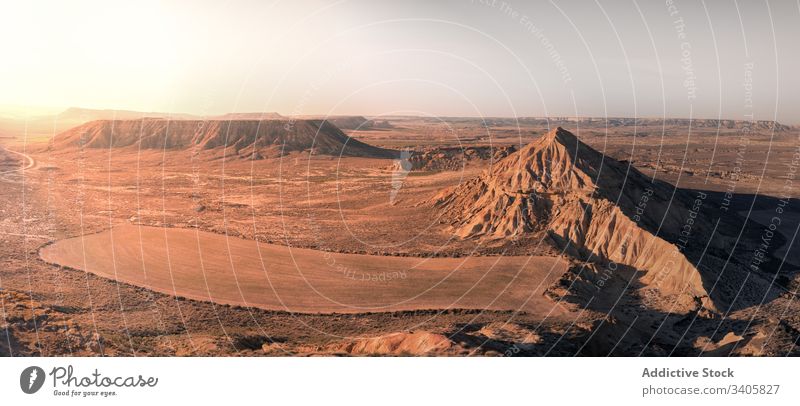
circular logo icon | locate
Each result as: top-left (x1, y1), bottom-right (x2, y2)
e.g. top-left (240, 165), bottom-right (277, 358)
top-left (20, 366), bottom-right (45, 394)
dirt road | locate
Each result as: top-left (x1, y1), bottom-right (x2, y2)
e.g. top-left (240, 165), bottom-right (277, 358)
top-left (0, 146), bottom-right (35, 174)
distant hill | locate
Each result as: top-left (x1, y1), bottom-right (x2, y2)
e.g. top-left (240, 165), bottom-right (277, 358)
top-left (0, 107), bottom-right (198, 139)
top-left (48, 118), bottom-right (398, 159)
top-left (323, 116), bottom-right (371, 130)
top-left (475, 117), bottom-right (794, 132)
top-left (57, 107), bottom-right (198, 121)
top-left (211, 112), bottom-right (284, 120)
top-left (294, 115), bottom-right (394, 131)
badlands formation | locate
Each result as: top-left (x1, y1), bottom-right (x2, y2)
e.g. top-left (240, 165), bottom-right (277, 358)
top-left (435, 127), bottom-right (712, 312)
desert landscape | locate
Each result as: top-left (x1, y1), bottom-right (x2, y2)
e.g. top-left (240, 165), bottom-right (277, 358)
top-left (7, 4), bottom-right (800, 406)
top-left (0, 110), bottom-right (797, 356)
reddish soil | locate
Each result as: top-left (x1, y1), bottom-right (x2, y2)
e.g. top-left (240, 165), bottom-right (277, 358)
top-left (40, 225), bottom-right (569, 315)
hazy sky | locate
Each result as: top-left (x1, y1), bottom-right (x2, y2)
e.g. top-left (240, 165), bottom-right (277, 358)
top-left (2, 0), bottom-right (798, 123)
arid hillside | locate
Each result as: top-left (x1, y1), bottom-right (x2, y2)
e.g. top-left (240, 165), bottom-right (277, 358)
top-left (46, 118), bottom-right (398, 159)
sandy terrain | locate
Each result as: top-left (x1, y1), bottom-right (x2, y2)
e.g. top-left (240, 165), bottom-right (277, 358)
top-left (40, 225), bottom-right (569, 315)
